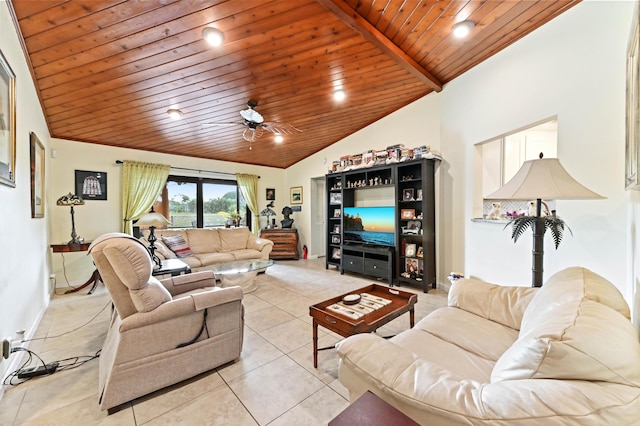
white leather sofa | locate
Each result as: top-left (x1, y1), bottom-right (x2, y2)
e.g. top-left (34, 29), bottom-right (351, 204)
top-left (336, 267), bottom-right (640, 425)
top-left (143, 227), bottom-right (273, 272)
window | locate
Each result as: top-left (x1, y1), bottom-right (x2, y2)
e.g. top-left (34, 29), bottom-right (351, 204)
top-left (474, 118), bottom-right (558, 218)
top-left (156, 176), bottom-right (249, 229)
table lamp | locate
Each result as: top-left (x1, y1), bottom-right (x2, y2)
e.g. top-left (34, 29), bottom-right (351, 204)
top-left (136, 207), bottom-right (170, 268)
top-left (260, 201), bottom-right (276, 229)
top-left (56, 192), bottom-right (85, 245)
top-left (485, 154), bottom-right (604, 287)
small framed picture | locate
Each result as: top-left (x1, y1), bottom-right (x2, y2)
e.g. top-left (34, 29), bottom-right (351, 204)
top-left (330, 192), bottom-right (342, 204)
top-left (333, 209), bottom-right (341, 218)
top-left (416, 189), bottom-right (423, 201)
top-left (266, 188), bottom-right (275, 200)
top-left (405, 243), bottom-right (416, 257)
top-left (75, 170), bottom-right (107, 200)
top-left (331, 234), bottom-right (341, 244)
top-left (332, 247), bottom-right (341, 259)
top-left (333, 224), bottom-right (340, 234)
top-left (290, 186), bottom-right (303, 204)
top-left (402, 188), bottom-right (414, 201)
top-left (30, 133), bottom-right (45, 218)
top-left (401, 209), bottom-right (415, 219)
top-left (417, 246), bottom-right (424, 258)
top-left (405, 258), bottom-right (419, 274)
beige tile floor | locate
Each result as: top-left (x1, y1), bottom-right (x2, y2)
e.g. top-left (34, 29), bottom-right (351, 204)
top-left (0, 258), bottom-right (447, 425)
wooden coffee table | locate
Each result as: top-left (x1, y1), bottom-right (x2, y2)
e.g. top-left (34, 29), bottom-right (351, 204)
top-left (309, 284), bottom-right (417, 368)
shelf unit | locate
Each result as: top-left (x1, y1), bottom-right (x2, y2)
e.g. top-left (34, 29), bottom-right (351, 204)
top-left (325, 158), bottom-right (437, 291)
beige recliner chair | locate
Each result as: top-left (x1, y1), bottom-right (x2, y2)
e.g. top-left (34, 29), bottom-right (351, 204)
top-left (89, 233), bottom-right (244, 412)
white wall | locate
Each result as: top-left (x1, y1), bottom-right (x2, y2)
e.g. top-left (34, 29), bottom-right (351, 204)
top-left (48, 139), bottom-right (286, 282)
top-left (0, 0), bottom-right (52, 383)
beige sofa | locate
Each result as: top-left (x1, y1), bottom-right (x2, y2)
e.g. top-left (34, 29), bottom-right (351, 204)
top-left (336, 267), bottom-right (640, 425)
top-left (145, 227), bottom-right (273, 272)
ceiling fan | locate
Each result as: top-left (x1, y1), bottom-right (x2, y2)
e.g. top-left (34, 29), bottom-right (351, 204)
top-left (202, 101), bottom-right (301, 143)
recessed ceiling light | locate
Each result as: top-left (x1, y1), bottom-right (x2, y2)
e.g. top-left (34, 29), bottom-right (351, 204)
top-left (202, 27), bottom-right (224, 46)
top-left (167, 108), bottom-right (183, 119)
top-left (452, 20), bottom-right (475, 38)
top-left (333, 89), bottom-right (346, 102)
top-left (274, 134), bottom-right (284, 143)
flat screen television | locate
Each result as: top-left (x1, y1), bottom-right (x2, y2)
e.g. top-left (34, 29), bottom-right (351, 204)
top-left (342, 206), bottom-right (395, 247)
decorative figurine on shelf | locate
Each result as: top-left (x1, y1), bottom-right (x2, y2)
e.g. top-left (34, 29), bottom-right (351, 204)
top-left (486, 202), bottom-right (502, 220)
top-left (281, 206), bottom-right (294, 228)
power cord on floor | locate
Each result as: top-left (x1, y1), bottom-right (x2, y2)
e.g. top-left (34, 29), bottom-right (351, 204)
top-left (3, 347), bottom-right (100, 386)
top-left (53, 252), bottom-right (80, 294)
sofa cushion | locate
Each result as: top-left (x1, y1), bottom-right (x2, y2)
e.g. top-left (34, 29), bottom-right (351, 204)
top-left (161, 235), bottom-right (194, 258)
top-left (129, 277), bottom-right (172, 312)
top-left (231, 249), bottom-right (263, 261)
top-left (194, 252), bottom-right (235, 265)
top-left (186, 229), bottom-right (222, 254)
top-left (491, 268), bottom-right (640, 386)
top-left (219, 228), bottom-right (251, 252)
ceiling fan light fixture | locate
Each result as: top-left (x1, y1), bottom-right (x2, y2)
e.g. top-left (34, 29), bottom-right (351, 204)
top-left (274, 134), bottom-right (284, 143)
top-left (333, 89), bottom-right (346, 102)
top-left (452, 20), bottom-right (475, 38)
top-left (167, 108), bottom-right (183, 119)
top-left (202, 27), bottom-right (224, 46)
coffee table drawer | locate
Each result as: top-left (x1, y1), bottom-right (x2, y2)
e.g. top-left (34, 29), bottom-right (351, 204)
top-left (342, 255), bottom-right (363, 272)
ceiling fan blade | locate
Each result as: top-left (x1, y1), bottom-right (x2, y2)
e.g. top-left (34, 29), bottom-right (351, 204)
top-left (201, 122), bottom-right (244, 127)
top-left (240, 108), bottom-right (264, 123)
top-left (242, 126), bottom-right (264, 142)
top-left (261, 122), bottom-right (302, 135)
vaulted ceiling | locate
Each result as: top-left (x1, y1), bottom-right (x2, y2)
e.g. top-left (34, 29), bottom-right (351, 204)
top-left (8, 0), bottom-right (580, 169)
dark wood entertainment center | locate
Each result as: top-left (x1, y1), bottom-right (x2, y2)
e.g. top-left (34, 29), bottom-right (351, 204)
top-left (325, 158), bottom-right (437, 292)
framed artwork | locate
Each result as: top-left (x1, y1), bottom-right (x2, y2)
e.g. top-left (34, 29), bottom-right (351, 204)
top-left (402, 188), bottom-right (414, 201)
top-left (290, 186), bottom-right (303, 204)
top-left (331, 247), bottom-right (341, 259)
top-left (30, 132), bottom-right (45, 218)
top-left (405, 258), bottom-right (419, 274)
top-left (0, 50), bottom-right (16, 188)
top-left (331, 234), bottom-right (341, 244)
top-left (401, 209), bottom-right (415, 219)
top-left (75, 170), bottom-right (107, 200)
top-left (405, 243), bottom-right (416, 257)
top-left (416, 189), bottom-right (423, 201)
top-left (333, 224), bottom-right (340, 234)
top-left (266, 188), bottom-right (275, 200)
top-left (333, 209), bottom-right (341, 218)
top-left (329, 192), bottom-right (342, 205)
top-left (291, 205), bottom-right (302, 212)
top-left (417, 246), bottom-right (424, 258)
top-left (627, 2), bottom-right (640, 190)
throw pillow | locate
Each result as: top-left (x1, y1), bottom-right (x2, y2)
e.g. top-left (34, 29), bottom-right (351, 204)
top-left (162, 235), bottom-right (194, 258)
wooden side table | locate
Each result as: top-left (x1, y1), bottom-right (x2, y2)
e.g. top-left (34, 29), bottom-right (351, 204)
top-left (329, 391), bottom-right (419, 425)
top-left (50, 242), bottom-right (101, 294)
top-left (259, 228), bottom-right (299, 260)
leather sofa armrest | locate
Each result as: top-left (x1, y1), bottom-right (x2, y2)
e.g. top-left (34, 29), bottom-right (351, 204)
top-left (120, 286), bottom-right (243, 331)
top-left (247, 234), bottom-right (274, 253)
top-left (160, 271), bottom-right (216, 296)
top-left (448, 279), bottom-right (538, 330)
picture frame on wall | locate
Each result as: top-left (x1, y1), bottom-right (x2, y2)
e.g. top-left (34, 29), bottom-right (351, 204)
top-left (75, 170), bottom-right (107, 200)
top-left (626, 2), bottom-right (640, 190)
top-left (0, 50), bottom-right (16, 188)
top-left (266, 188), bottom-right (275, 200)
top-left (30, 133), bottom-right (45, 218)
top-left (290, 186), bottom-right (303, 204)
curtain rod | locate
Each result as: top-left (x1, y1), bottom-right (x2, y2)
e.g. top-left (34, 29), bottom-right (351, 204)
top-left (114, 160), bottom-right (260, 178)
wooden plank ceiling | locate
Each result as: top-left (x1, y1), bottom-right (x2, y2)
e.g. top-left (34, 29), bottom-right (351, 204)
top-left (9, 0), bottom-right (580, 169)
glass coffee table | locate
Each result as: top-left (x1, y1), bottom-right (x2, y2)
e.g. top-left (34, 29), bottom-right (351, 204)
top-left (210, 259), bottom-right (274, 293)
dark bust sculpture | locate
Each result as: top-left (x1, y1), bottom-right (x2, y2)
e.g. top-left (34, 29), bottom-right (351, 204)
top-left (281, 206), bottom-right (294, 228)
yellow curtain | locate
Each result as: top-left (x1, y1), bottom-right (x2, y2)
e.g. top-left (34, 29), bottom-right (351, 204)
top-left (121, 160), bottom-right (171, 234)
top-left (236, 173), bottom-right (259, 234)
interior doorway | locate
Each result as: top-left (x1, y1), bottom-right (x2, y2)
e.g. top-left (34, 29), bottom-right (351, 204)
top-left (309, 176), bottom-right (326, 258)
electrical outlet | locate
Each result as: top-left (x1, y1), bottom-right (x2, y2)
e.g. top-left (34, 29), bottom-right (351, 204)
top-left (49, 274), bottom-right (56, 279)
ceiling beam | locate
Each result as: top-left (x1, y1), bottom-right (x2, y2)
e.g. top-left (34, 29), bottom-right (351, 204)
top-left (316, 0), bottom-right (443, 92)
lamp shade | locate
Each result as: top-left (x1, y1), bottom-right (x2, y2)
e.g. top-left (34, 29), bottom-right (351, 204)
top-left (56, 192), bottom-right (85, 206)
top-left (485, 157), bottom-right (605, 201)
top-left (136, 211), bottom-right (170, 228)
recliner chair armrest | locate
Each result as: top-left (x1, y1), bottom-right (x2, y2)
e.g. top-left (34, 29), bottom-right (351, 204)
top-left (448, 279), bottom-right (538, 330)
top-left (160, 271), bottom-right (216, 296)
top-left (119, 286), bottom-right (243, 332)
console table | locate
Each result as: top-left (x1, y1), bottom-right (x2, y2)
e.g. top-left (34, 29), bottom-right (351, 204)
top-left (50, 242), bottom-right (101, 294)
top-left (259, 229), bottom-right (299, 260)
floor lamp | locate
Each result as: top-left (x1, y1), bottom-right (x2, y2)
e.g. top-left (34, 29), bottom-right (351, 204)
top-left (56, 192), bottom-right (85, 244)
top-left (136, 208), bottom-right (170, 268)
top-left (486, 154), bottom-right (604, 287)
